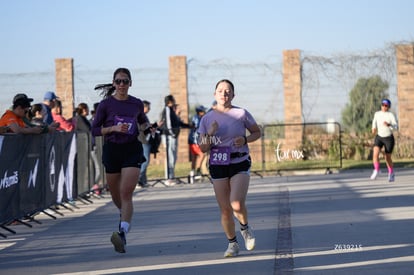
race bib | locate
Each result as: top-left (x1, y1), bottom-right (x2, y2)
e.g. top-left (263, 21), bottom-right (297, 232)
top-left (209, 146), bottom-right (231, 165)
top-left (114, 115), bottom-right (136, 135)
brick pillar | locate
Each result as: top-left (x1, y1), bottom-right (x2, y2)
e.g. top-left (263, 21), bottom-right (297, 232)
top-left (395, 44), bottom-right (414, 139)
top-left (283, 50), bottom-right (303, 149)
top-left (55, 58), bottom-right (75, 119)
top-left (169, 56), bottom-right (190, 164)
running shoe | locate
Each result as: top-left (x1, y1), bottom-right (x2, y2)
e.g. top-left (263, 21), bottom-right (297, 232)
top-left (111, 230), bottom-right (126, 253)
top-left (370, 170), bottom-right (378, 180)
top-left (241, 226), bottom-right (256, 251)
top-left (388, 173), bottom-right (395, 182)
top-left (224, 242), bottom-right (239, 257)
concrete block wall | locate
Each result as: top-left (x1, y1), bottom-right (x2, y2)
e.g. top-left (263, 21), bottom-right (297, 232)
top-left (55, 58), bottom-right (75, 119)
top-left (283, 50), bottom-right (303, 150)
top-left (168, 56), bottom-right (191, 165)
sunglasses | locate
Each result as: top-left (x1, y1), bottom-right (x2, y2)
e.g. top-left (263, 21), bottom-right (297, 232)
top-left (382, 104), bottom-right (389, 107)
top-left (114, 79), bottom-right (130, 85)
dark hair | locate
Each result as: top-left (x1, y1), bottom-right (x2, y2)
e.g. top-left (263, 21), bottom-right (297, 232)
top-left (143, 100), bottom-right (151, 107)
top-left (164, 95), bottom-right (175, 105)
top-left (215, 79), bottom-right (234, 93)
top-left (95, 68), bottom-right (132, 98)
top-left (29, 103), bottom-right (43, 119)
top-left (54, 99), bottom-right (62, 108)
top-left (75, 103), bottom-right (89, 116)
top-left (113, 67), bottom-right (131, 81)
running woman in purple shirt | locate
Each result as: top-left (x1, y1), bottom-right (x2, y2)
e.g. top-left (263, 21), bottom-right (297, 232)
top-left (198, 79), bottom-right (261, 257)
top-left (92, 68), bottom-right (149, 253)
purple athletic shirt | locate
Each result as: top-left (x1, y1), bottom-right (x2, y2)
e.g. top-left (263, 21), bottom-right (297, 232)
top-left (91, 95), bottom-right (148, 144)
top-left (198, 106), bottom-right (257, 164)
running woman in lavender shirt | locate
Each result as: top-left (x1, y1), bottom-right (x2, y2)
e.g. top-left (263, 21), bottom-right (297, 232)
top-left (92, 68), bottom-right (150, 253)
top-left (198, 79), bottom-right (261, 257)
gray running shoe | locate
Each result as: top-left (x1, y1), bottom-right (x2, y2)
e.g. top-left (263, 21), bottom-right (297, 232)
top-left (241, 226), bottom-right (256, 251)
top-left (224, 242), bottom-right (239, 257)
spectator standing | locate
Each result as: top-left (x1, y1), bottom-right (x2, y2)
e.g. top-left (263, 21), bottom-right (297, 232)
top-left (74, 103), bottom-right (91, 133)
top-left (52, 100), bottom-right (75, 132)
top-left (198, 79), bottom-right (261, 257)
top-left (29, 103), bottom-right (47, 126)
top-left (92, 68), bottom-right (150, 253)
top-left (89, 102), bottom-right (102, 193)
top-left (0, 94), bottom-right (43, 134)
top-left (160, 95), bottom-right (190, 186)
top-left (188, 105), bottom-right (207, 183)
top-left (41, 91), bottom-right (59, 125)
top-left (138, 100), bottom-right (153, 188)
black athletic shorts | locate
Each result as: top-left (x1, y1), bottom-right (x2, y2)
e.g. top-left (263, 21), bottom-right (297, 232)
top-left (374, 135), bottom-right (395, 154)
top-left (102, 140), bottom-right (144, 173)
top-left (209, 157), bottom-right (251, 179)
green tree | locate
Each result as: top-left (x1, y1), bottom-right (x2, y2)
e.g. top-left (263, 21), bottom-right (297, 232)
top-left (341, 76), bottom-right (389, 134)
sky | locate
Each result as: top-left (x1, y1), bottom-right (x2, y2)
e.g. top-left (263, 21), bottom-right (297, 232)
top-left (1, 0), bottom-right (413, 74)
top-left (0, 0), bottom-right (413, 124)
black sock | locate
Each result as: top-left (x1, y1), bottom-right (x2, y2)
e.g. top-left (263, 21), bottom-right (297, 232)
top-left (240, 222), bottom-right (249, 231)
top-left (228, 236), bottom-right (237, 243)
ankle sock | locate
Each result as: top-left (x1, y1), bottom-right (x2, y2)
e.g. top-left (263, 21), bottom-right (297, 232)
top-left (120, 221), bottom-right (130, 234)
top-left (240, 222), bottom-right (249, 231)
top-left (228, 236), bottom-right (237, 243)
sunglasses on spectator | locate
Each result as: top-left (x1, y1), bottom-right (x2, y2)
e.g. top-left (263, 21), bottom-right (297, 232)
top-left (114, 79), bottom-right (130, 85)
top-left (382, 104), bottom-right (389, 107)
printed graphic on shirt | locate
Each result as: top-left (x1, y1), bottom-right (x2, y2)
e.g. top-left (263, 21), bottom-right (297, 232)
top-left (114, 115), bottom-right (136, 135)
top-left (209, 146), bottom-right (230, 165)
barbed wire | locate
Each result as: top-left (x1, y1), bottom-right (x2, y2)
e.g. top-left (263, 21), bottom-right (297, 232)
top-left (1, 43), bottom-right (412, 124)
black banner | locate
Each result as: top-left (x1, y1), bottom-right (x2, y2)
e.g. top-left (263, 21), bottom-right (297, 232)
top-left (0, 132), bottom-right (78, 224)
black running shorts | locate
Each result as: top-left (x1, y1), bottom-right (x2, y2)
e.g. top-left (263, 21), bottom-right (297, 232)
top-left (209, 157), bottom-right (251, 179)
top-left (374, 135), bottom-right (395, 154)
top-left (102, 140), bottom-right (144, 173)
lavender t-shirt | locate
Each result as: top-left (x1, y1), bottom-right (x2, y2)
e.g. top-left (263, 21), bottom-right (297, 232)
top-left (198, 106), bottom-right (257, 163)
top-left (92, 95), bottom-right (148, 144)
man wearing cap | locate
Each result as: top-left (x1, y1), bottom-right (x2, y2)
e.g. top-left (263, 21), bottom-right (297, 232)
top-left (42, 91), bottom-right (59, 125)
top-left (370, 98), bottom-right (398, 182)
top-left (188, 105), bottom-right (207, 182)
top-left (0, 93), bottom-right (43, 134)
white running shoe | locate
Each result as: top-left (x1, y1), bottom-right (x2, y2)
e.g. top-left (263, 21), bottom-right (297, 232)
top-left (241, 227), bottom-right (256, 251)
top-left (388, 173), bottom-right (395, 182)
top-left (370, 170), bottom-right (378, 180)
top-left (224, 242), bottom-right (239, 257)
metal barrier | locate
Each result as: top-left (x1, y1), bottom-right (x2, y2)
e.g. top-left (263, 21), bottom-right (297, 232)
top-left (251, 122), bottom-right (342, 175)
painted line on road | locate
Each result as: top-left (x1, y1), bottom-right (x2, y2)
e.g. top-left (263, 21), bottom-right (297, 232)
top-left (52, 254), bottom-right (276, 275)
